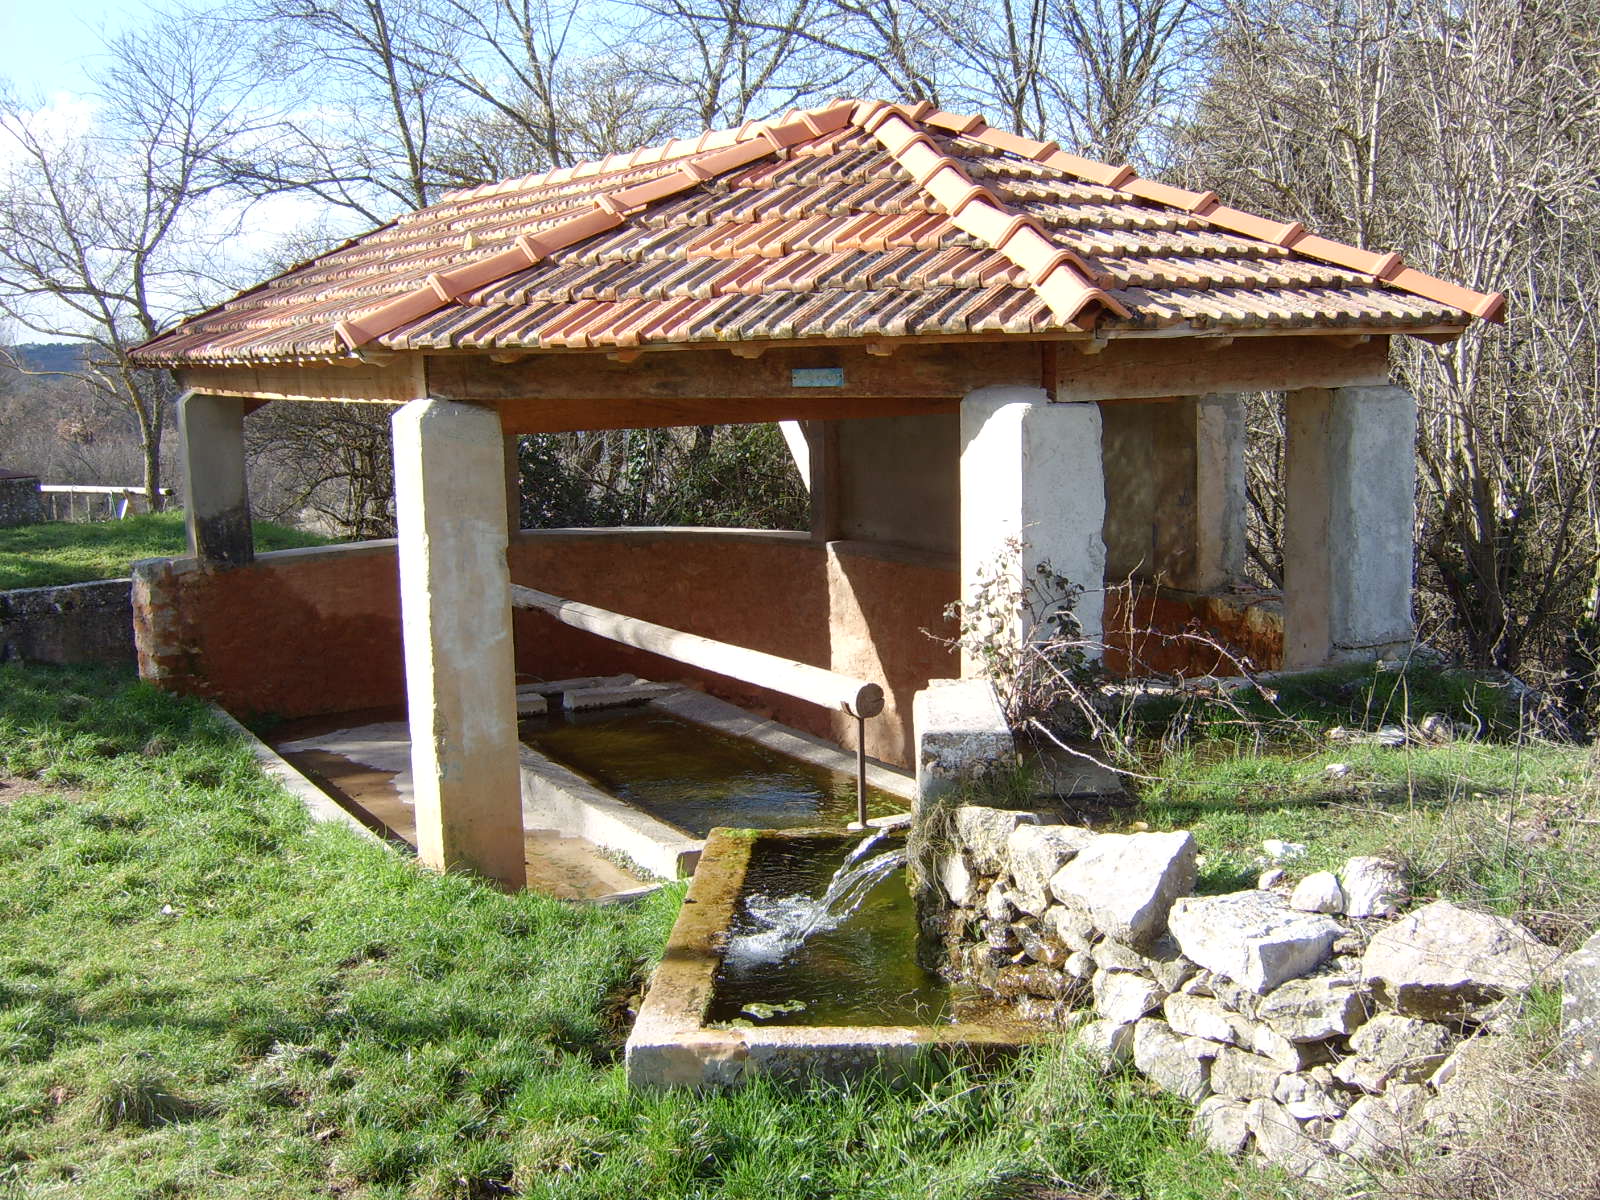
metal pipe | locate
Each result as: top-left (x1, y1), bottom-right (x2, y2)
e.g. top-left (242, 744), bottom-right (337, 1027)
top-left (855, 710), bottom-right (868, 829)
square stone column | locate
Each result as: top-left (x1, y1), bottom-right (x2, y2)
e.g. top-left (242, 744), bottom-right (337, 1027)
top-left (1193, 393), bottom-right (1247, 591)
top-left (1101, 394), bottom-right (1245, 591)
top-left (178, 392), bottom-right (253, 567)
top-left (394, 398), bottom-right (526, 890)
top-left (959, 387), bottom-right (1106, 675)
top-left (1282, 385), bottom-right (1417, 668)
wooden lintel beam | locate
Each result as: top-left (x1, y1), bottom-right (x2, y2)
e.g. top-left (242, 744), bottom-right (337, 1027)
top-left (494, 392), bottom-right (959, 434)
top-left (180, 359), bottom-right (424, 405)
top-left (428, 342), bottom-right (1040, 433)
top-left (1054, 333), bottom-right (1392, 403)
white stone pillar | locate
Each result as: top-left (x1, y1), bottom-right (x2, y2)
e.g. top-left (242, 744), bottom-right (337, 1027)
top-left (1193, 393), bottom-right (1247, 591)
top-left (1282, 385), bottom-right (1416, 668)
top-left (959, 388), bottom-right (1106, 675)
top-left (178, 391), bottom-right (253, 567)
top-left (394, 398), bottom-right (526, 889)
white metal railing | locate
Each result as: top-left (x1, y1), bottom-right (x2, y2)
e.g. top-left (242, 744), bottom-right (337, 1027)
top-left (509, 583), bottom-right (885, 826)
top-left (40, 485), bottom-right (175, 522)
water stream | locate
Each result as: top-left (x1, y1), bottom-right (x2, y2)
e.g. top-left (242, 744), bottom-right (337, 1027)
top-left (723, 831), bottom-right (908, 968)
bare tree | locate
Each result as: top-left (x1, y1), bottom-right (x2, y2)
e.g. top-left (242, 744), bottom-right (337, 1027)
top-left (1185, 0), bottom-right (1600, 684)
top-left (0, 12), bottom-right (283, 506)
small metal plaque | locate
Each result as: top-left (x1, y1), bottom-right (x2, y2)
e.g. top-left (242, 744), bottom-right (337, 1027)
top-left (790, 366), bottom-right (845, 388)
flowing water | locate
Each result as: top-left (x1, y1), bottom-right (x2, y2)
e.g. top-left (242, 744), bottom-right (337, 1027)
top-left (519, 707), bottom-right (901, 837)
top-left (707, 833), bottom-right (957, 1028)
top-left (723, 830), bottom-right (908, 967)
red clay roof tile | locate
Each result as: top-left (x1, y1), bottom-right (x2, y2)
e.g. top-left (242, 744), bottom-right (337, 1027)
top-left (134, 99), bottom-right (1502, 365)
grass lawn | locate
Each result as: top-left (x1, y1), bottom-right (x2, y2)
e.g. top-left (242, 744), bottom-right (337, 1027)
top-left (0, 513), bottom-right (330, 590)
top-left (1122, 662), bottom-right (1600, 946)
top-left (0, 663), bottom-right (1256, 1200)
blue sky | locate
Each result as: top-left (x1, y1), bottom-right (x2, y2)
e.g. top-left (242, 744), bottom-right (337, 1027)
top-left (1, 0), bottom-right (146, 98)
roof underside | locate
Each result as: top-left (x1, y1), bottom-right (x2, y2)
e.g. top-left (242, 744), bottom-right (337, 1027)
top-left (135, 100), bottom-right (1503, 368)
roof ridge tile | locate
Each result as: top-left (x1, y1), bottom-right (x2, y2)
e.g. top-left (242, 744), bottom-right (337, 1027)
top-left (856, 106), bottom-right (1127, 328)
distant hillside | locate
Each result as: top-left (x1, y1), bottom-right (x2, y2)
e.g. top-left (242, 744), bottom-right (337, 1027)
top-left (3, 343), bottom-right (90, 375)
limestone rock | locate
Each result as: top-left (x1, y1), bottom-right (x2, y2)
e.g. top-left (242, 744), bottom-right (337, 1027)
top-left (1561, 927), bottom-right (1600, 1083)
top-left (954, 806), bottom-right (1038, 875)
top-left (1133, 1019), bottom-right (1213, 1102)
top-left (1163, 993), bottom-right (1244, 1046)
top-left (1361, 900), bottom-right (1561, 1019)
top-left (937, 854), bottom-right (975, 907)
top-left (1076, 1018), bottom-right (1134, 1068)
top-left (983, 881), bottom-right (1012, 923)
top-left (1064, 951), bottom-right (1094, 981)
top-left (994, 963), bottom-right (1073, 1001)
top-left (1255, 970), bottom-right (1370, 1042)
top-left (1331, 1054), bottom-right (1388, 1095)
top-left (1209, 1046), bottom-right (1282, 1101)
top-left (1192, 1096), bottom-right (1253, 1157)
top-left (1015, 995), bottom-right (1072, 1027)
top-left (1044, 905), bottom-right (1098, 954)
top-left (1249, 1022), bottom-right (1337, 1071)
top-left (1258, 867), bottom-right (1287, 890)
top-left (1424, 1036), bottom-right (1509, 1140)
top-left (1007, 824), bottom-right (1096, 915)
top-left (1144, 933), bottom-right (1200, 993)
top-left (1049, 830), bottom-right (1197, 948)
top-left (1094, 969), bottom-right (1167, 1024)
top-left (1244, 1098), bottom-right (1329, 1178)
top-left (1169, 890), bottom-right (1342, 994)
top-left (1327, 1088), bottom-right (1426, 1162)
top-left (1015, 922), bottom-right (1067, 968)
top-left (1348, 1014), bottom-right (1452, 1082)
top-left (1340, 856), bottom-right (1408, 918)
top-left (1091, 937), bottom-right (1150, 975)
top-left (1273, 1071), bottom-right (1346, 1120)
top-left (1290, 871), bottom-right (1346, 914)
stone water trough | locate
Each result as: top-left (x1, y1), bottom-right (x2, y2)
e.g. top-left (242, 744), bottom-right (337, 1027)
top-left (626, 827), bottom-right (1037, 1089)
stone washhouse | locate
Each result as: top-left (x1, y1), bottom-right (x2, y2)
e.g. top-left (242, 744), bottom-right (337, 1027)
top-left (131, 99), bottom-right (1503, 888)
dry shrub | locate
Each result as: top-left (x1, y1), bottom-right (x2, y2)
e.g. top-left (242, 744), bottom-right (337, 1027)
top-left (1356, 1065), bottom-right (1600, 1200)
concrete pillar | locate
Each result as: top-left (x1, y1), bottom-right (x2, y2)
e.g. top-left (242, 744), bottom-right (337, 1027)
top-left (959, 388), bottom-right (1106, 674)
top-left (1101, 395), bottom-right (1245, 591)
top-left (1193, 394), bottom-right (1247, 591)
top-left (1282, 385), bottom-right (1416, 668)
top-left (803, 420), bottom-right (841, 542)
top-left (393, 398), bottom-right (526, 889)
top-left (178, 392), bottom-right (253, 567)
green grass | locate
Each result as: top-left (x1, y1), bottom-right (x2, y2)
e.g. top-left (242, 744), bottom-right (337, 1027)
top-left (0, 512), bottom-right (330, 590)
top-left (0, 663), bottom-right (1265, 1200)
top-left (1114, 664), bottom-right (1600, 944)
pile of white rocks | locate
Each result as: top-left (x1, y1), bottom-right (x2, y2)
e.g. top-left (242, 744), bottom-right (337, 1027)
top-left (934, 806), bottom-right (1568, 1179)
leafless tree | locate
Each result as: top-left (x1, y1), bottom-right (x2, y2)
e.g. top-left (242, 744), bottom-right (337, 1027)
top-left (1184, 0), bottom-right (1600, 687)
top-left (0, 11), bottom-right (285, 506)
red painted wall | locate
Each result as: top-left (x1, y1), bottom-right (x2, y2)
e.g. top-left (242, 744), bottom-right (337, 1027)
top-left (133, 530), bottom-right (960, 767)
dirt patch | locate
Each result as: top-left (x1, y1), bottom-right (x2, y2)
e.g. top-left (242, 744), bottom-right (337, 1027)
top-left (0, 774), bottom-right (89, 806)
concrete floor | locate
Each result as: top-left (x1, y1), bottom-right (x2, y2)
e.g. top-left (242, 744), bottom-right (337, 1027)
top-left (270, 712), bottom-right (648, 901)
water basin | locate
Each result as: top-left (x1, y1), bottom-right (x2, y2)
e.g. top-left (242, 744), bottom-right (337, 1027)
top-left (520, 707), bottom-right (903, 838)
top-left (626, 828), bottom-right (1035, 1089)
top-left (708, 834), bottom-right (953, 1027)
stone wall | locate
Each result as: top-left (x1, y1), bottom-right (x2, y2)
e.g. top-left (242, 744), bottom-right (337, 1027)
top-left (931, 805), bottom-right (1565, 1179)
top-left (0, 579), bottom-right (136, 666)
top-left (0, 475), bottom-right (44, 528)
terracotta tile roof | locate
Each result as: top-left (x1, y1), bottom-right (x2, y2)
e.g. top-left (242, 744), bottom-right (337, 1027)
top-left (134, 100), bottom-right (1503, 366)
